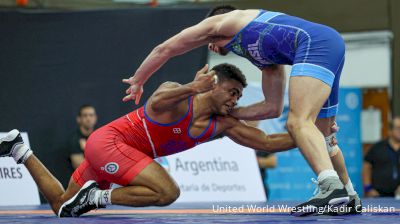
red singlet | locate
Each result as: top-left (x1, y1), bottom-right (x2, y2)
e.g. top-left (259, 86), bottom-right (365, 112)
top-left (72, 97), bottom-right (217, 189)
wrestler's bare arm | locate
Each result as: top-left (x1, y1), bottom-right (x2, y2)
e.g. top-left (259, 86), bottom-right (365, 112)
top-left (132, 13), bottom-right (241, 85)
top-left (231, 65), bottom-right (286, 120)
top-left (123, 12), bottom-right (241, 104)
top-left (219, 116), bottom-right (296, 152)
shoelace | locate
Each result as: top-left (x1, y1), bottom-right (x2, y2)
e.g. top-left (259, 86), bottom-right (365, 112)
top-left (90, 189), bottom-right (100, 208)
top-left (311, 178), bottom-right (320, 196)
top-left (93, 189), bottom-right (107, 209)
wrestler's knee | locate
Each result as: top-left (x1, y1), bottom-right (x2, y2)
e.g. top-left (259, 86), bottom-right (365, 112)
top-left (156, 183), bottom-right (180, 206)
top-left (286, 113), bottom-right (310, 134)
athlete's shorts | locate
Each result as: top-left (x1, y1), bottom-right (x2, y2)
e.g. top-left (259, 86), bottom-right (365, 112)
top-left (269, 12), bottom-right (345, 118)
top-left (72, 125), bottom-right (153, 190)
top-left (292, 26), bottom-right (344, 118)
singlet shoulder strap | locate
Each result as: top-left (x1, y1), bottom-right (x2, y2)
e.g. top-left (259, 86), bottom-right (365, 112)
top-left (254, 10), bottom-right (284, 23)
top-left (209, 115), bottom-right (218, 139)
top-left (143, 97), bottom-right (192, 126)
top-left (224, 10), bottom-right (268, 50)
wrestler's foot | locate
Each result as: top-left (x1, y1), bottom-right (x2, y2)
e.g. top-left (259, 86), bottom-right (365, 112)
top-left (0, 129), bottom-right (32, 164)
top-left (58, 180), bottom-right (104, 217)
top-left (323, 193), bottom-right (362, 215)
top-left (346, 193), bottom-right (362, 214)
top-left (290, 177), bottom-right (349, 217)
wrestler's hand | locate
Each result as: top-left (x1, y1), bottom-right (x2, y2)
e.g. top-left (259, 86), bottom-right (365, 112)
top-left (331, 121), bottom-right (339, 133)
top-left (191, 64), bottom-right (217, 93)
top-left (194, 64), bottom-right (209, 80)
top-left (122, 77), bottom-right (143, 105)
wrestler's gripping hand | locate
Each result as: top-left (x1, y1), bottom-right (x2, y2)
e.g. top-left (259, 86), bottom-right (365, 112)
top-left (191, 64), bottom-right (217, 93)
top-left (122, 76), bottom-right (144, 105)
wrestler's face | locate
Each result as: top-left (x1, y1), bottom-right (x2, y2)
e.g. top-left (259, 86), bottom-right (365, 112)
top-left (211, 79), bottom-right (243, 115)
top-left (208, 43), bottom-right (229, 56)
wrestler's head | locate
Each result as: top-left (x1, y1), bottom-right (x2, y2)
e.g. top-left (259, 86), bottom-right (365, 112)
top-left (206, 5), bottom-right (237, 56)
top-left (208, 63), bottom-right (246, 115)
top-left (206, 5), bottom-right (236, 17)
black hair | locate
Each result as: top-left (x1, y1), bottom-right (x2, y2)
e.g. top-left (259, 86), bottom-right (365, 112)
top-left (78, 104), bottom-right (95, 116)
top-left (206, 5), bottom-right (237, 18)
top-left (211, 63), bottom-right (247, 88)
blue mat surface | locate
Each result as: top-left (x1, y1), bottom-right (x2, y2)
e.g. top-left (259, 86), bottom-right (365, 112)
top-left (0, 198), bottom-right (399, 224)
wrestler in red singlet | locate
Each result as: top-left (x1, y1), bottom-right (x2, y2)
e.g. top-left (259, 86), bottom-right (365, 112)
top-left (73, 96), bottom-right (216, 189)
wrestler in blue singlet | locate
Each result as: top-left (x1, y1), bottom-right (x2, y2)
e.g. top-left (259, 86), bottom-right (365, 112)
top-left (224, 10), bottom-right (345, 118)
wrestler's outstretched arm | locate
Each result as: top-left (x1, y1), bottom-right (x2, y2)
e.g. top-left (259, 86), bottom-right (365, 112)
top-left (123, 15), bottom-right (228, 104)
top-left (220, 116), bottom-right (338, 153)
top-left (220, 116), bottom-right (296, 152)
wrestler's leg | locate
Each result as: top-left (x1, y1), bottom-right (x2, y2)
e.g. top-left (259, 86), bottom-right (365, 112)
top-left (24, 155), bottom-right (81, 213)
top-left (316, 117), bottom-right (361, 214)
top-left (110, 161), bottom-right (180, 206)
top-left (316, 117), bottom-right (350, 186)
top-left (286, 76), bottom-right (334, 174)
top-left (0, 130), bottom-right (81, 214)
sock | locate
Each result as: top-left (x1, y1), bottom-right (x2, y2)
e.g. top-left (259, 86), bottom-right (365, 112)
top-left (345, 179), bottom-right (357, 195)
top-left (12, 144), bottom-right (33, 164)
top-left (94, 189), bottom-right (113, 206)
top-left (317, 169), bottom-right (339, 182)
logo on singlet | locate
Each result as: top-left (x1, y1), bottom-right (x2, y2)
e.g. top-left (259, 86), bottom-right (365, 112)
top-left (173, 128), bottom-right (181, 134)
top-left (248, 40), bottom-right (269, 64)
top-left (104, 162), bottom-right (119, 174)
